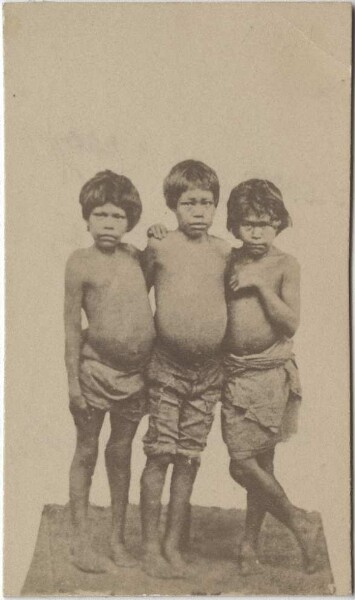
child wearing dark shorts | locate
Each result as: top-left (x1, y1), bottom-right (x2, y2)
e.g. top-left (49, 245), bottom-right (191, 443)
top-left (143, 344), bottom-right (222, 459)
top-left (140, 160), bottom-right (230, 578)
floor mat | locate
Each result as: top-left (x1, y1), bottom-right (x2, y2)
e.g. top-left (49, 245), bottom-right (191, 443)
top-left (21, 503), bottom-right (335, 595)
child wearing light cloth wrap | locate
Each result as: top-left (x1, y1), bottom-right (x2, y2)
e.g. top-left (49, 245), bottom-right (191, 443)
top-left (64, 171), bottom-right (155, 574)
top-left (222, 337), bottom-right (301, 460)
top-left (223, 179), bottom-right (319, 576)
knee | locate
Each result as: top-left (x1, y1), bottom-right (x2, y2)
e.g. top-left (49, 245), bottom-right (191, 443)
top-left (174, 454), bottom-right (201, 471)
top-left (143, 453), bottom-right (173, 475)
top-left (76, 441), bottom-right (98, 470)
top-left (229, 459), bottom-right (249, 488)
top-left (105, 439), bottom-right (132, 467)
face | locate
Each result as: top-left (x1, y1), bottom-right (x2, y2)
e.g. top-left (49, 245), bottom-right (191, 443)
top-left (235, 211), bottom-right (279, 256)
top-left (174, 187), bottom-right (216, 238)
top-left (88, 202), bottom-right (128, 250)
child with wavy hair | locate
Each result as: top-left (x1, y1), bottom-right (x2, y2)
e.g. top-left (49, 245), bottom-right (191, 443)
top-left (223, 179), bottom-right (318, 575)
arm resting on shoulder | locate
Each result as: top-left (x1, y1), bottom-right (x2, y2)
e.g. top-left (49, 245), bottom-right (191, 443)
top-left (140, 239), bottom-right (158, 291)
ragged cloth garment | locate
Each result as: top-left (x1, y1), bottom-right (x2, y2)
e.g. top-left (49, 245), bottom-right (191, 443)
top-left (223, 337), bottom-right (302, 439)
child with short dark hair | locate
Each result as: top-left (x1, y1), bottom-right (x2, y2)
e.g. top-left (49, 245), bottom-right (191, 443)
top-left (140, 159), bottom-right (231, 578)
top-left (65, 170), bottom-right (155, 572)
top-left (223, 178), bottom-right (318, 574)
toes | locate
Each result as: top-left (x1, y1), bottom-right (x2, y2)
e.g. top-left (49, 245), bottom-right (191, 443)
top-left (142, 554), bottom-right (183, 579)
top-left (111, 546), bottom-right (138, 568)
top-left (71, 552), bottom-right (117, 574)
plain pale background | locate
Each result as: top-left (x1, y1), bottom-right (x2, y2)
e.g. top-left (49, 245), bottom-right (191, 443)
top-left (4, 3), bottom-right (352, 595)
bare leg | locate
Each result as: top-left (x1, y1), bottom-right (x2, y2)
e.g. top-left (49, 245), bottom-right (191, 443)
top-left (105, 413), bottom-right (139, 567)
top-left (237, 449), bottom-right (275, 574)
top-left (180, 502), bottom-right (192, 551)
top-left (69, 406), bottom-right (114, 572)
top-left (140, 454), bottom-right (179, 578)
top-left (230, 456), bottom-right (318, 573)
top-left (163, 455), bottom-right (200, 574)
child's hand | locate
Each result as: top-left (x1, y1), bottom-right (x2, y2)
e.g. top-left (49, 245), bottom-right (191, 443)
top-left (69, 390), bottom-right (90, 416)
top-left (230, 268), bottom-right (265, 292)
top-left (147, 223), bottom-right (168, 239)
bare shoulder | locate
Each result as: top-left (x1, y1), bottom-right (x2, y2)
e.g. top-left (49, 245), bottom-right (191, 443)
top-left (65, 248), bottom-right (92, 276)
top-left (274, 249), bottom-right (300, 275)
top-left (208, 235), bottom-right (232, 259)
top-left (120, 242), bottom-right (141, 262)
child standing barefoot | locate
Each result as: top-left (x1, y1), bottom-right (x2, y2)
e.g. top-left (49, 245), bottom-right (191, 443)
top-left (65, 170), bottom-right (155, 572)
top-left (222, 179), bottom-right (318, 575)
top-left (140, 160), bottom-right (230, 578)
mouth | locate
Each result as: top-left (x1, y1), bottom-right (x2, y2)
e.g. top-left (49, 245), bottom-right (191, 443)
top-left (189, 223), bottom-right (207, 229)
top-left (98, 235), bottom-right (117, 243)
top-left (245, 243), bottom-right (266, 251)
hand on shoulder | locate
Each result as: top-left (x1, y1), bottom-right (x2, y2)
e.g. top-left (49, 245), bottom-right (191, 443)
top-left (147, 223), bottom-right (169, 240)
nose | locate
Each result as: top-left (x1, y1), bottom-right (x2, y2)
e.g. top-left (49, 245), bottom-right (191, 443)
top-left (192, 205), bottom-right (205, 218)
top-left (103, 217), bottom-right (115, 229)
top-left (251, 226), bottom-right (262, 238)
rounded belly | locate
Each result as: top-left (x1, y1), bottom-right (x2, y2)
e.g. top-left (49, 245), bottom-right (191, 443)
top-left (88, 309), bottom-right (155, 369)
top-left (225, 299), bottom-right (278, 355)
top-left (156, 293), bottom-right (227, 358)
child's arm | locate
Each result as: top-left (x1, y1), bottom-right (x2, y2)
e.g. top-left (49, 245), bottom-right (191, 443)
top-left (140, 237), bottom-right (159, 291)
top-left (64, 252), bottom-right (88, 413)
top-left (259, 260), bottom-right (300, 337)
top-left (231, 257), bottom-right (300, 337)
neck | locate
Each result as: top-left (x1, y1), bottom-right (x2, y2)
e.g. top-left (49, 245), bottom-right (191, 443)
top-left (241, 244), bottom-right (273, 260)
top-left (94, 243), bottom-right (121, 255)
top-left (178, 228), bottom-right (209, 243)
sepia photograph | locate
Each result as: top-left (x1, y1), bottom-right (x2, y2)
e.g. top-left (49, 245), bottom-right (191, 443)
top-left (4, 2), bottom-right (352, 596)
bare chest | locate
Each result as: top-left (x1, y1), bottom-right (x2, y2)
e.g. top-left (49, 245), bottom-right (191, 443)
top-left (157, 246), bottom-right (225, 287)
top-left (84, 254), bottom-right (144, 297)
top-left (232, 256), bottom-right (285, 294)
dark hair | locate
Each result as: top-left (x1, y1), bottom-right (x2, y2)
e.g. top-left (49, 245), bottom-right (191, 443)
top-left (163, 159), bottom-right (220, 210)
top-left (227, 179), bottom-right (292, 234)
top-left (79, 170), bottom-right (142, 231)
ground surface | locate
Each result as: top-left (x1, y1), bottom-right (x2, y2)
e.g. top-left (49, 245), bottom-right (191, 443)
top-left (22, 503), bottom-right (334, 596)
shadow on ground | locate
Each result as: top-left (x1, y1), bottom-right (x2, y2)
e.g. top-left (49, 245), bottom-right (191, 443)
top-left (22, 504), bottom-right (335, 596)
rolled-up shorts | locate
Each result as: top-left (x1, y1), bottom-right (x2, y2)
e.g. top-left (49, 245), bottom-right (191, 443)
top-left (78, 358), bottom-right (147, 423)
top-left (143, 345), bottom-right (223, 459)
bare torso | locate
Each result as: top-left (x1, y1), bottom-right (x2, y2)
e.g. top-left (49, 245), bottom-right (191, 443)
top-left (77, 245), bottom-right (155, 369)
top-left (149, 231), bottom-right (230, 361)
top-left (225, 247), bottom-right (294, 355)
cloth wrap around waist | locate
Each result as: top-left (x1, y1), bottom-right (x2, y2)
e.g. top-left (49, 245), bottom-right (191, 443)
top-left (223, 338), bottom-right (302, 438)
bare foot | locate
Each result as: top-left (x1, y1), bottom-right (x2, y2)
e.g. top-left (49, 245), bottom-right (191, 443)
top-left (293, 509), bottom-right (320, 574)
top-left (111, 543), bottom-right (138, 568)
top-left (239, 541), bottom-right (262, 577)
top-left (142, 552), bottom-right (183, 579)
top-left (71, 544), bottom-right (117, 573)
top-left (164, 546), bottom-right (188, 577)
